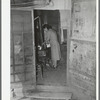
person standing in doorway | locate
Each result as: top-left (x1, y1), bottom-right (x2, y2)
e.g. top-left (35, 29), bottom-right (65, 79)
top-left (42, 24), bottom-right (61, 68)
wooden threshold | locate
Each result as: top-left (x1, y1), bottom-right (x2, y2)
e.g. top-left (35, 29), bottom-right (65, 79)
top-left (35, 85), bottom-right (71, 93)
top-left (11, 85), bottom-right (73, 99)
top-left (26, 91), bottom-right (72, 100)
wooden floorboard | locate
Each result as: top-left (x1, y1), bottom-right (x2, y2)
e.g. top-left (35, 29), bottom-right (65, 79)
top-left (26, 91), bottom-right (72, 100)
top-left (36, 85), bottom-right (70, 92)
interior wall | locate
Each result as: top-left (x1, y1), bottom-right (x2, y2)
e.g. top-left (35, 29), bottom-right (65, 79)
top-left (59, 10), bottom-right (71, 28)
top-left (69, 0), bottom-right (96, 100)
top-left (59, 10), bottom-right (71, 43)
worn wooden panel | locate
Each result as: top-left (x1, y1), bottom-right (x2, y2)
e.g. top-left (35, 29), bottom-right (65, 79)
top-left (14, 34), bottom-right (24, 64)
top-left (11, 75), bottom-right (14, 82)
top-left (11, 66), bottom-right (13, 74)
top-left (69, 41), bottom-right (96, 77)
top-left (12, 23), bottom-right (23, 32)
top-left (11, 10), bottom-right (25, 15)
top-left (11, 10), bottom-right (36, 89)
top-left (25, 64), bottom-right (33, 72)
top-left (10, 57), bottom-right (13, 65)
top-left (11, 0), bottom-right (32, 4)
top-left (72, 1), bottom-right (96, 41)
top-left (15, 65), bottom-right (25, 73)
top-left (24, 46), bottom-right (33, 56)
top-left (11, 0), bottom-right (46, 5)
top-left (23, 14), bottom-right (32, 24)
top-left (23, 33), bottom-right (33, 46)
top-left (12, 14), bottom-right (24, 23)
top-left (14, 33), bottom-right (22, 44)
top-left (15, 73), bottom-right (25, 82)
top-left (14, 55), bottom-right (24, 65)
top-left (11, 33), bottom-right (13, 58)
top-left (23, 11), bottom-right (32, 15)
top-left (25, 56), bottom-right (33, 64)
top-left (26, 72), bottom-right (34, 80)
top-left (24, 23), bottom-right (32, 32)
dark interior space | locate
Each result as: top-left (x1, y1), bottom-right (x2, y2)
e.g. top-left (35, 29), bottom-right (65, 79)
top-left (34, 10), bottom-right (67, 86)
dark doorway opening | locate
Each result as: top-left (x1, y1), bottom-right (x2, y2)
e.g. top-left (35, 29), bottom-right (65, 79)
top-left (34, 10), bottom-right (67, 86)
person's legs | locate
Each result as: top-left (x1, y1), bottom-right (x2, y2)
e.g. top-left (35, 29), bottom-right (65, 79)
top-left (52, 59), bottom-right (57, 68)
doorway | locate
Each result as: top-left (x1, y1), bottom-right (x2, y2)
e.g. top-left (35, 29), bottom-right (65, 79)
top-left (34, 10), bottom-right (67, 86)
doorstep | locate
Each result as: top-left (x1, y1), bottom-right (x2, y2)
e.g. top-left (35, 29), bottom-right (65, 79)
top-left (26, 91), bottom-right (72, 100)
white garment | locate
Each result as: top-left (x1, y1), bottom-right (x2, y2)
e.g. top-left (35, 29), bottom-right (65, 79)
top-left (44, 29), bottom-right (61, 67)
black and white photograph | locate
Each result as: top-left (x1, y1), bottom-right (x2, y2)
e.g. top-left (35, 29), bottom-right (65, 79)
top-left (3, 0), bottom-right (98, 100)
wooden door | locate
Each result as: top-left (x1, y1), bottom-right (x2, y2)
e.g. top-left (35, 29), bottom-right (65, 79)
top-left (11, 10), bottom-right (36, 93)
top-left (68, 0), bottom-right (96, 99)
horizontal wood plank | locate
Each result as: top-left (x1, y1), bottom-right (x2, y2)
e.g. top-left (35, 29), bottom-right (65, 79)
top-left (27, 91), bottom-right (72, 100)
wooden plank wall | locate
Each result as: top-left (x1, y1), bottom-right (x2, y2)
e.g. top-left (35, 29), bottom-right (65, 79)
top-left (11, 10), bottom-right (35, 91)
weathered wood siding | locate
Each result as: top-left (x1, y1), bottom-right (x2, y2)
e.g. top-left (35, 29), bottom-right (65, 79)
top-left (11, 10), bottom-right (35, 92)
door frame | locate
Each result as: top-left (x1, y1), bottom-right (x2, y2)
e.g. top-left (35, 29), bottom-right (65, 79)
top-left (11, 7), bottom-right (71, 88)
top-left (33, 9), bottom-right (71, 87)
